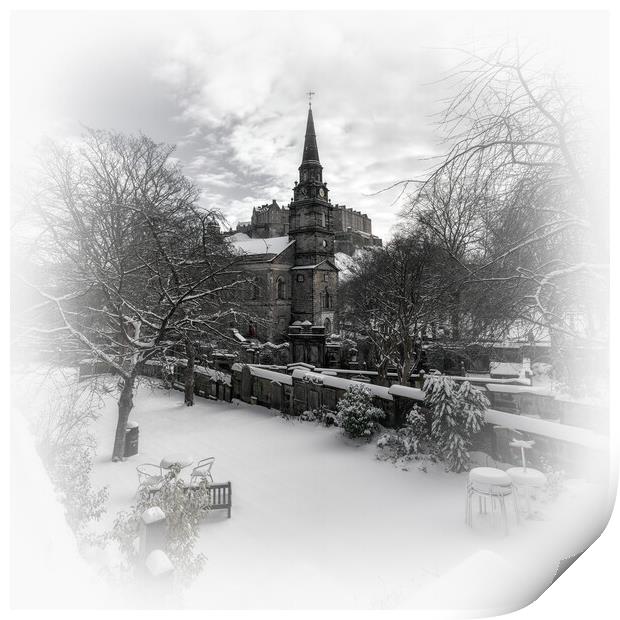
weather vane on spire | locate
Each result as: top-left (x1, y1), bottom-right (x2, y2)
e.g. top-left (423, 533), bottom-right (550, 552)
top-left (306, 90), bottom-right (316, 107)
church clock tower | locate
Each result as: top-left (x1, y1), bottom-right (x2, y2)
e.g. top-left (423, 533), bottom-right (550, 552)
top-left (289, 103), bottom-right (338, 337)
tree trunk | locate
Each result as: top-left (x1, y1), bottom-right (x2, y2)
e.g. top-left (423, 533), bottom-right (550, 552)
top-left (450, 264), bottom-right (462, 342)
top-left (401, 356), bottom-right (413, 387)
top-left (376, 357), bottom-right (390, 387)
top-left (184, 339), bottom-right (196, 406)
top-left (112, 373), bottom-right (136, 462)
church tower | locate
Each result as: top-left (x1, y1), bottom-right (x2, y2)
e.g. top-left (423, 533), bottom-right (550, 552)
top-left (289, 104), bottom-right (338, 339)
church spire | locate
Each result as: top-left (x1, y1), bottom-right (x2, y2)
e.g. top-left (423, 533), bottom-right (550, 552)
top-left (295, 102), bottom-right (327, 203)
top-left (301, 105), bottom-right (320, 165)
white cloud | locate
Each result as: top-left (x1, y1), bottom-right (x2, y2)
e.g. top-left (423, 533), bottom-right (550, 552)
top-left (12, 11), bottom-right (608, 241)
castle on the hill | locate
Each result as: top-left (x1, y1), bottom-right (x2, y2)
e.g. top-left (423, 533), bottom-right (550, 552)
top-left (226, 104), bottom-right (382, 363)
top-left (236, 200), bottom-right (381, 256)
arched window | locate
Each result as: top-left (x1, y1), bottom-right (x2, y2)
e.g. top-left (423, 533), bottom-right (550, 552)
top-left (276, 276), bottom-right (286, 300)
top-left (324, 318), bottom-right (332, 334)
top-left (322, 290), bottom-right (331, 309)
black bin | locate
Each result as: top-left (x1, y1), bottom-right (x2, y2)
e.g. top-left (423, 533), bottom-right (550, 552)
top-left (124, 422), bottom-right (139, 457)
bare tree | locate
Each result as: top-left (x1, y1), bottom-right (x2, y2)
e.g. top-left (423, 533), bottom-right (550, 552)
top-left (16, 129), bottom-right (248, 460)
top-left (402, 46), bottom-right (607, 382)
top-left (339, 234), bottom-right (450, 386)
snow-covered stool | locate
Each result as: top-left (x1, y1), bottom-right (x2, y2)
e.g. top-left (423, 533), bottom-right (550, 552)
top-left (506, 467), bottom-right (547, 515)
top-left (466, 467), bottom-right (520, 535)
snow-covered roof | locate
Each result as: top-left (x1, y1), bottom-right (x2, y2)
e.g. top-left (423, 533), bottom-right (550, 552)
top-left (228, 235), bottom-right (293, 257)
top-left (228, 232), bottom-right (251, 242)
top-left (291, 259), bottom-right (337, 271)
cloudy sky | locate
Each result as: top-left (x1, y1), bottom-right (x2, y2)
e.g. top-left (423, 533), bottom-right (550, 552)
top-left (11, 11), bottom-right (607, 240)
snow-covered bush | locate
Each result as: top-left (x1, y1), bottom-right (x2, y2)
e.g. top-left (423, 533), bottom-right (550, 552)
top-left (337, 384), bottom-right (384, 439)
top-left (377, 405), bottom-right (435, 461)
top-left (376, 429), bottom-right (420, 459)
top-left (424, 376), bottom-right (488, 472)
top-left (300, 409), bottom-right (317, 422)
top-left (111, 465), bottom-right (211, 582)
top-left (301, 405), bottom-right (338, 427)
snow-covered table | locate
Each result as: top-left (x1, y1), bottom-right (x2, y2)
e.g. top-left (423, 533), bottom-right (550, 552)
top-left (160, 454), bottom-right (194, 470)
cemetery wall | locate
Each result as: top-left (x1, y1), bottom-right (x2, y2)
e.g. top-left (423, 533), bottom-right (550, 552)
top-left (76, 358), bottom-right (606, 474)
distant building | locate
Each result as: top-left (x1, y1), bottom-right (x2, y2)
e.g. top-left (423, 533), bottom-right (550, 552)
top-left (233, 179), bottom-right (381, 257)
top-left (241, 200), bottom-right (290, 238)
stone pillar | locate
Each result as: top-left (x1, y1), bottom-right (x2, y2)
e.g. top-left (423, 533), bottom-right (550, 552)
top-left (271, 380), bottom-right (283, 412)
top-left (139, 506), bottom-right (167, 562)
top-left (240, 364), bottom-right (252, 403)
top-left (143, 548), bottom-right (175, 606)
top-left (145, 549), bottom-right (174, 581)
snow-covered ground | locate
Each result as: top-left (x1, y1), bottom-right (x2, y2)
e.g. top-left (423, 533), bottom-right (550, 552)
top-left (11, 368), bottom-right (612, 611)
top-left (88, 383), bottom-right (608, 610)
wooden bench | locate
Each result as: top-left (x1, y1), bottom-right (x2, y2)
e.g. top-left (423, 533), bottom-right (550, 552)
top-left (207, 482), bottom-right (232, 518)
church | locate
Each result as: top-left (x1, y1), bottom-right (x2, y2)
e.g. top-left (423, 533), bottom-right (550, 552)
top-left (227, 104), bottom-right (380, 363)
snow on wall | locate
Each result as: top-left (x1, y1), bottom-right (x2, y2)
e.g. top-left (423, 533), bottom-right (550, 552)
top-left (388, 384), bottom-right (425, 401)
top-left (485, 384), bottom-right (553, 396)
top-left (249, 366), bottom-right (293, 385)
top-left (232, 365), bottom-right (604, 450)
top-left (194, 365), bottom-right (232, 386)
top-left (484, 408), bottom-right (607, 450)
top-left (291, 369), bottom-right (393, 400)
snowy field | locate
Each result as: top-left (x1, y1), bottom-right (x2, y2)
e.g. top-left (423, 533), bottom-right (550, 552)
top-left (12, 369), bottom-right (612, 611)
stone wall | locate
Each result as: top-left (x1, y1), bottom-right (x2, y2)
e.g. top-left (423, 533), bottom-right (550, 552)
top-left (225, 364), bottom-right (605, 475)
top-left (77, 358), bottom-right (606, 475)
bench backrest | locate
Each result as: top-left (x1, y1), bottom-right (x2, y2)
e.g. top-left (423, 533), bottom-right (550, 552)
top-left (208, 481), bottom-right (232, 517)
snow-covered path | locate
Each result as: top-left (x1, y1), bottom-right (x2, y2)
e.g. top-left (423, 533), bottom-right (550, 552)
top-left (86, 382), bottom-right (609, 610)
